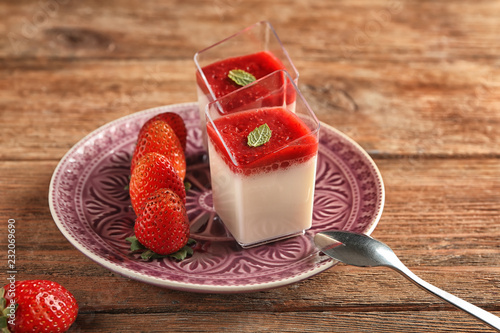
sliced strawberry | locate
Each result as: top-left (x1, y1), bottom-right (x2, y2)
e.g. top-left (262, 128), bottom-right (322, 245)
top-left (131, 119), bottom-right (186, 179)
top-left (146, 112), bottom-right (187, 151)
top-left (134, 189), bottom-right (190, 255)
top-left (129, 152), bottom-right (186, 215)
top-left (2, 280), bottom-right (78, 333)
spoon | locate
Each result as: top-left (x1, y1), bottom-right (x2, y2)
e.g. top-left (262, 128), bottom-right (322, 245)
top-left (314, 230), bottom-right (500, 331)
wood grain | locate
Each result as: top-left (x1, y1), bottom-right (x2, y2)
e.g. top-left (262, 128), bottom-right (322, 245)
top-left (1, 0), bottom-right (499, 332)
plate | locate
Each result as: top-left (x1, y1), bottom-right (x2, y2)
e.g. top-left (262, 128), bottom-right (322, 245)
top-left (49, 102), bottom-right (384, 293)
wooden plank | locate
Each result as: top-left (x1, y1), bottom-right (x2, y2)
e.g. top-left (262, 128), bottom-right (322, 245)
top-left (2, 156), bottom-right (499, 239)
top-left (66, 311), bottom-right (499, 332)
top-left (2, 157), bottom-right (499, 242)
top-left (1, 0), bottom-right (500, 62)
top-left (0, 59), bottom-right (499, 160)
top-left (14, 266), bottom-right (500, 312)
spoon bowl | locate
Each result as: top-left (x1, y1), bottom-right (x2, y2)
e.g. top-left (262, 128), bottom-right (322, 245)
top-left (314, 230), bottom-right (500, 331)
top-left (315, 231), bottom-right (400, 268)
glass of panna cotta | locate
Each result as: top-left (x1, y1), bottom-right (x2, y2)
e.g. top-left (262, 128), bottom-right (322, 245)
top-left (205, 70), bottom-right (320, 248)
top-left (194, 21), bottom-right (299, 148)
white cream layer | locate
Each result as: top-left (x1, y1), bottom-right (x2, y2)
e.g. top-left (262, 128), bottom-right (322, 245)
top-left (208, 140), bottom-right (317, 247)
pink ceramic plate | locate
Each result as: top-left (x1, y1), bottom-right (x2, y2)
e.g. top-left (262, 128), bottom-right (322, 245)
top-left (49, 103), bottom-right (384, 293)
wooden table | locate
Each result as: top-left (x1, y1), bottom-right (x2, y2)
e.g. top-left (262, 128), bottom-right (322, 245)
top-left (1, 1), bottom-right (499, 332)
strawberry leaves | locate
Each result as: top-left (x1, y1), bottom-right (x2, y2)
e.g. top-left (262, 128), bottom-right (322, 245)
top-left (126, 236), bottom-right (196, 261)
top-left (1, 287), bottom-right (12, 333)
top-left (1, 286), bottom-right (17, 333)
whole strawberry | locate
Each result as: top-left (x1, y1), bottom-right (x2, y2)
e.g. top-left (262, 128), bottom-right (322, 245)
top-left (134, 188), bottom-right (190, 255)
top-left (129, 152), bottom-right (186, 215)
top-left (131, 118), bottom-right (186, 179)
top-left (145, 112), bottom-right (187, 151)
top-left (1, 280), bottom-right (78, 333)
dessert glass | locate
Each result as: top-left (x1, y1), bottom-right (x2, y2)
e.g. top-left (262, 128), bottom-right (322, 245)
top-left (205, 70), bottom-right (320, 248)
top-left (194, 20), bottom-right (299, 148)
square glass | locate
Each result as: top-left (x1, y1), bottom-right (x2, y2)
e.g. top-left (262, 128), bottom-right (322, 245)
top-left (194, 20), bottom-right (299, 148)
top-left (205, 70), bottom-right (320, 248)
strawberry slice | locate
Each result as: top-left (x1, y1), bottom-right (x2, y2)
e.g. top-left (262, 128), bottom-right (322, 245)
top-left (1, 280), bottom-right (78, 333)
top-left (134, 188), bottom-right (190, 255)
top-left (131, 118), bottom-right (186, 179)
top-left (146, 112), bottom-right (187, 151)
top-left (129, 152), bottom-right (186, 215)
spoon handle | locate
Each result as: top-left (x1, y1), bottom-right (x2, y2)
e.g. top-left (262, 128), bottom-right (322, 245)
top-left (392, 264), bottom-right (500, 331)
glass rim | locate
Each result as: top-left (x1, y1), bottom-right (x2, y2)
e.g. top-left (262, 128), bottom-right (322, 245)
top-left (193, 20), bottom-right (299, 101)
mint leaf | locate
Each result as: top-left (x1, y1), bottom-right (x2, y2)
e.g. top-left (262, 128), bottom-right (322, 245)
top-left (247, 123), bottom-right (272, 147)
top-left (228, 69), bottom-right (256, 87)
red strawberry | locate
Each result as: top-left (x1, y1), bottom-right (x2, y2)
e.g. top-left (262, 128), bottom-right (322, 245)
top-left (1, 280), bottom-right (78, 333)
top-left (131, 119), bottom-right (186, 179)
top-left (134, 188), bottom-right (190, 255)
top-left (146, 112), bottom-right (187, 151)
top-left (129, 152), bottom-right (186, 215)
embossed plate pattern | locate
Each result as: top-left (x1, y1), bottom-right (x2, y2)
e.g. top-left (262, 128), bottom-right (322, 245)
top-left (48, 102), bottom-right (384, 293)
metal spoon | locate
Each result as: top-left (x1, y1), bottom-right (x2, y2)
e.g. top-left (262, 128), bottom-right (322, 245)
top-left (314, 230), bottom-right (500, 331)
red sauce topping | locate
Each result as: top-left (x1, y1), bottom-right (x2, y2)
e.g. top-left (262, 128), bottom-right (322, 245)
top-left (207, 107), bottom-right (318, 175)
top-left (196, 51), bottom-right (296, 112)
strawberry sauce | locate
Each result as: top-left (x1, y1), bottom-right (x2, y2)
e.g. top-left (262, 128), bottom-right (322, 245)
top-left (197, 51), bottom-right (287, 98)
top-left (207, 107), bottom-right (318, 175)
